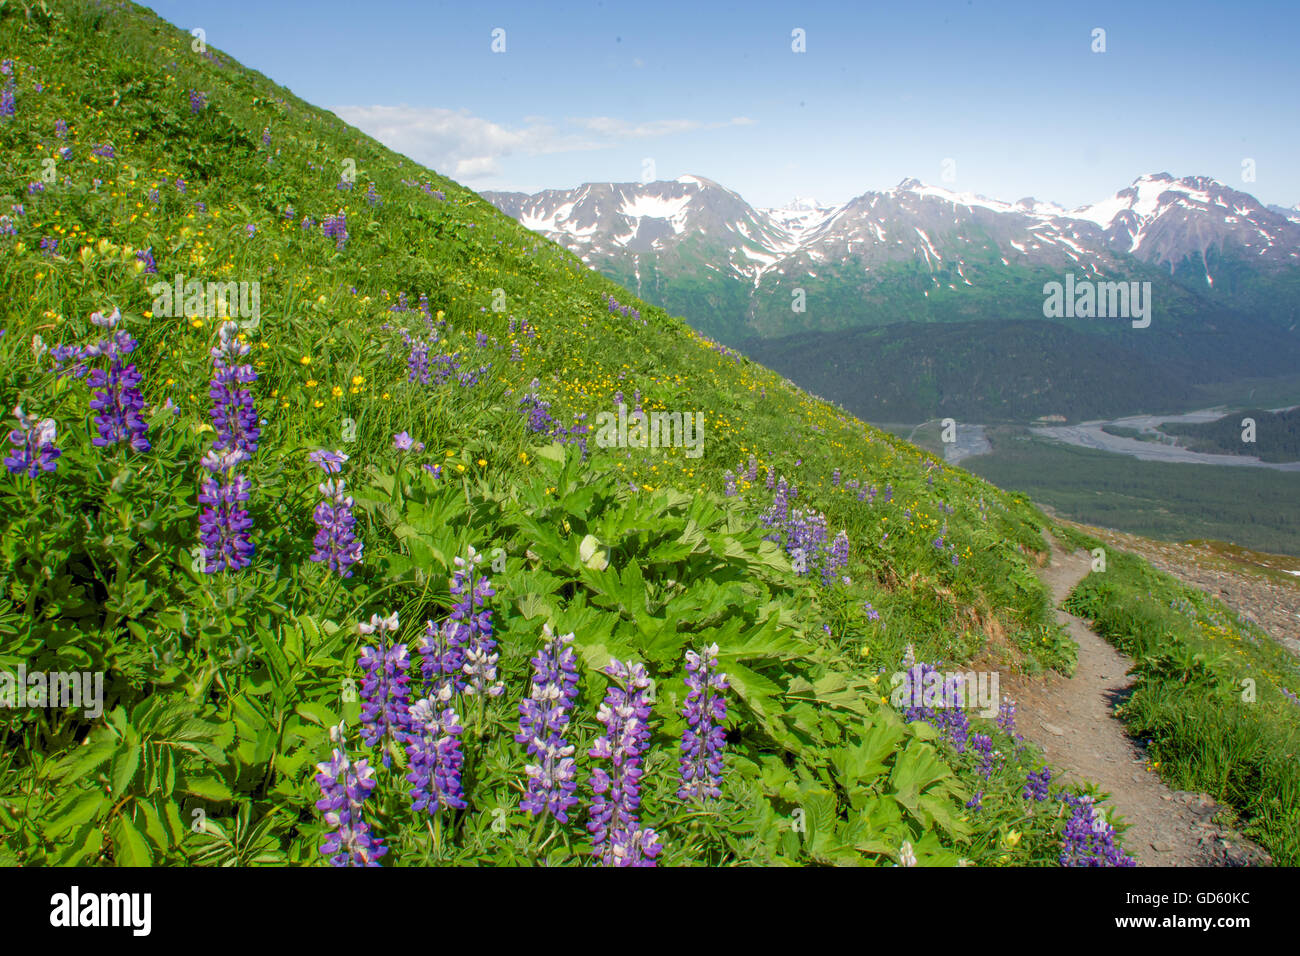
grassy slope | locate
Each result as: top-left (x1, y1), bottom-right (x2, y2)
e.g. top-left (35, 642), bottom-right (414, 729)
top-left (0, 0), bottom-right (1291, 867)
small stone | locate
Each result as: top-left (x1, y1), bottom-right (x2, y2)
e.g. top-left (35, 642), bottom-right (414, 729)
top-left (1041, 722), bottom-right (1065, 736)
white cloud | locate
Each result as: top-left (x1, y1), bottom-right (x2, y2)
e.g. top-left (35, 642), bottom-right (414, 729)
top-left (329, 104), bottom-right (756, 185)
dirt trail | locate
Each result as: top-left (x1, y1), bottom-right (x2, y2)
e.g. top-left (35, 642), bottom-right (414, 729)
top-left (1004, 541), bottom-right (1269, 866)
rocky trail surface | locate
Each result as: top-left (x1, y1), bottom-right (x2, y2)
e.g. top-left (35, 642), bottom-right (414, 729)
top-left (1005, 542), bottom-right (1270, 866)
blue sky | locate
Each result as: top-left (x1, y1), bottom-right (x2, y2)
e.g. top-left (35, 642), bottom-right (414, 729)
top-left (145, 0), bottom-right (1300, 209)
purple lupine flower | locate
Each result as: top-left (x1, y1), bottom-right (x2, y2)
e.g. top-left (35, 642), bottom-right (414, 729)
top-left (723, 470), bottom-right (736, 497)
top-left (365, 182), bottom-right (382, 206)
top-left (516, 623), bottom-right (580, 822)
top-left (197, 449), bottom-right (255, 572)
top-left (0, 216), bottom-right (16, 237)
top-left (309, 449), bottom-right (348, 474)
top-left (147, 188), bottom-right (160, 204)
top-left (321, 211), bottom-right (348, 249)
top-left (135, 247), bottom-right (157, 273)
top-left (403, 697), bottom-right (466, 815)
top-left (448, 546), bottom-right (502, 698)
top-left (1023, 767), bottom-right (1052, 802)
top-left (826, 530), bottom-right (850, 584)
top-left (28, 182), bottom-right (43, 195)
top-left (678, 643), bottom-right (728, 801)
top-left (588, 657), bottom-right (656, 866)
top-left (611, 826), bottom-right (663, 867)
top-left (996, 696), bottom-right (1017, 735)
top-left (85, 309), bottom-right (150, 452)
top-left (747, 455), bottom-right (757, 481)
top-left (520, 389), bottom-right (556, 434)
top-left (357, 612), bottom-right (412, 765)
top-left (418, 619), bottom-right (465, 698)
top-left (405, 333), bottom-right (432, 384)
top-left (899, 661), bottom-right (971, 752)
top-left (863, 602), bottom-right (881, 622)
top-left (208, 321), bottom-right (259, 457)
top-left (311, 477), bottom-right (364, 577)
top-left (831, 468), bottom-right (841, 486)
top-left (92, 143), bottom-right (114, 158)
top-left (245, 223), bottom-right (255, 238)
top-left (4, 405), bottom-right (60, 478)
top-left (759, 477), bottom-right (790, 542)
top-left (189, 89), bottom-right (207, 113)
top-left (0, 86), bottom-right (15, 120)
top-left (1059, 794), bottom-right (1135, 867)
top-left (966, 791), bottom-right (983, 812)
top-left (175, 178), bottom-right (186, 194)
top-left (261, 126), bottom-right (271, 146)
top-left (315, 724), bottom-right (387, 866)
top-left (970, 733), bottom-right (995, 778)
top-left (49, 342), bottom-right (86, 377)
top-left (54, 118), bottom-right (67, 137)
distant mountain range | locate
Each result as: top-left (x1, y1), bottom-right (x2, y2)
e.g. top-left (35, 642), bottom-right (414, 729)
top-left (484, 174), bottom-right (1300, 421)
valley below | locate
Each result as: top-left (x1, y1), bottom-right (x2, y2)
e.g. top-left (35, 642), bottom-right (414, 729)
top-left (884, 405), bottom-right (1300, 558)
top-left (1031, 407), bottom-right (1300, 471)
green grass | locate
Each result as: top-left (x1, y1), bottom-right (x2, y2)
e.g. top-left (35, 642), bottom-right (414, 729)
top-left (0, 0), bottom-right (1273, 868)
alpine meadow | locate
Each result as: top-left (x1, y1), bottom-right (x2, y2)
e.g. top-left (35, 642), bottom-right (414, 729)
top-left (0, 0), bottom-right (1297, 913)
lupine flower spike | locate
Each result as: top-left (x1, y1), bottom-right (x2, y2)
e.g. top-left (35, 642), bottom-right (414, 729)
top-left (678, 643), bottom-right (728, 801)
top-left (589, 657), bottom-right (662, 866)
top-left (516, 623), bottom-right (580, 822)
top-left (4, 405), bottom-right (60, 478)
top-left (357, 612), bottom-right (412, 767)
top-left (314, 723), bottom-right (387, 866)
top-left (308, 451), bottom-right (363, 576)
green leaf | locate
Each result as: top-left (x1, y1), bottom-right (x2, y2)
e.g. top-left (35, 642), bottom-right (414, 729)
top-left (176, 773), bottom-right (234, 802)
top-left (111, 813), bottom-right (153, 867)
top-left (110, 745), bottom-right (140, 795)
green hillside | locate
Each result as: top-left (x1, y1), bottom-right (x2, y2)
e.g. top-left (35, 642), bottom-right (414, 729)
top-left (0, 0), bottom-right (1295, 867)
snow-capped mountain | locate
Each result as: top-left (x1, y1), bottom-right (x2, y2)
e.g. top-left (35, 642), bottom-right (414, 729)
top-left (759, 197), bottom-right (843, 243)
top-left (487, 173), bottom-right (1299, 288)
top-left (483, 172), bottom-right (1300, 339)
top-left (484, 175), bottom-right (796, 285)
